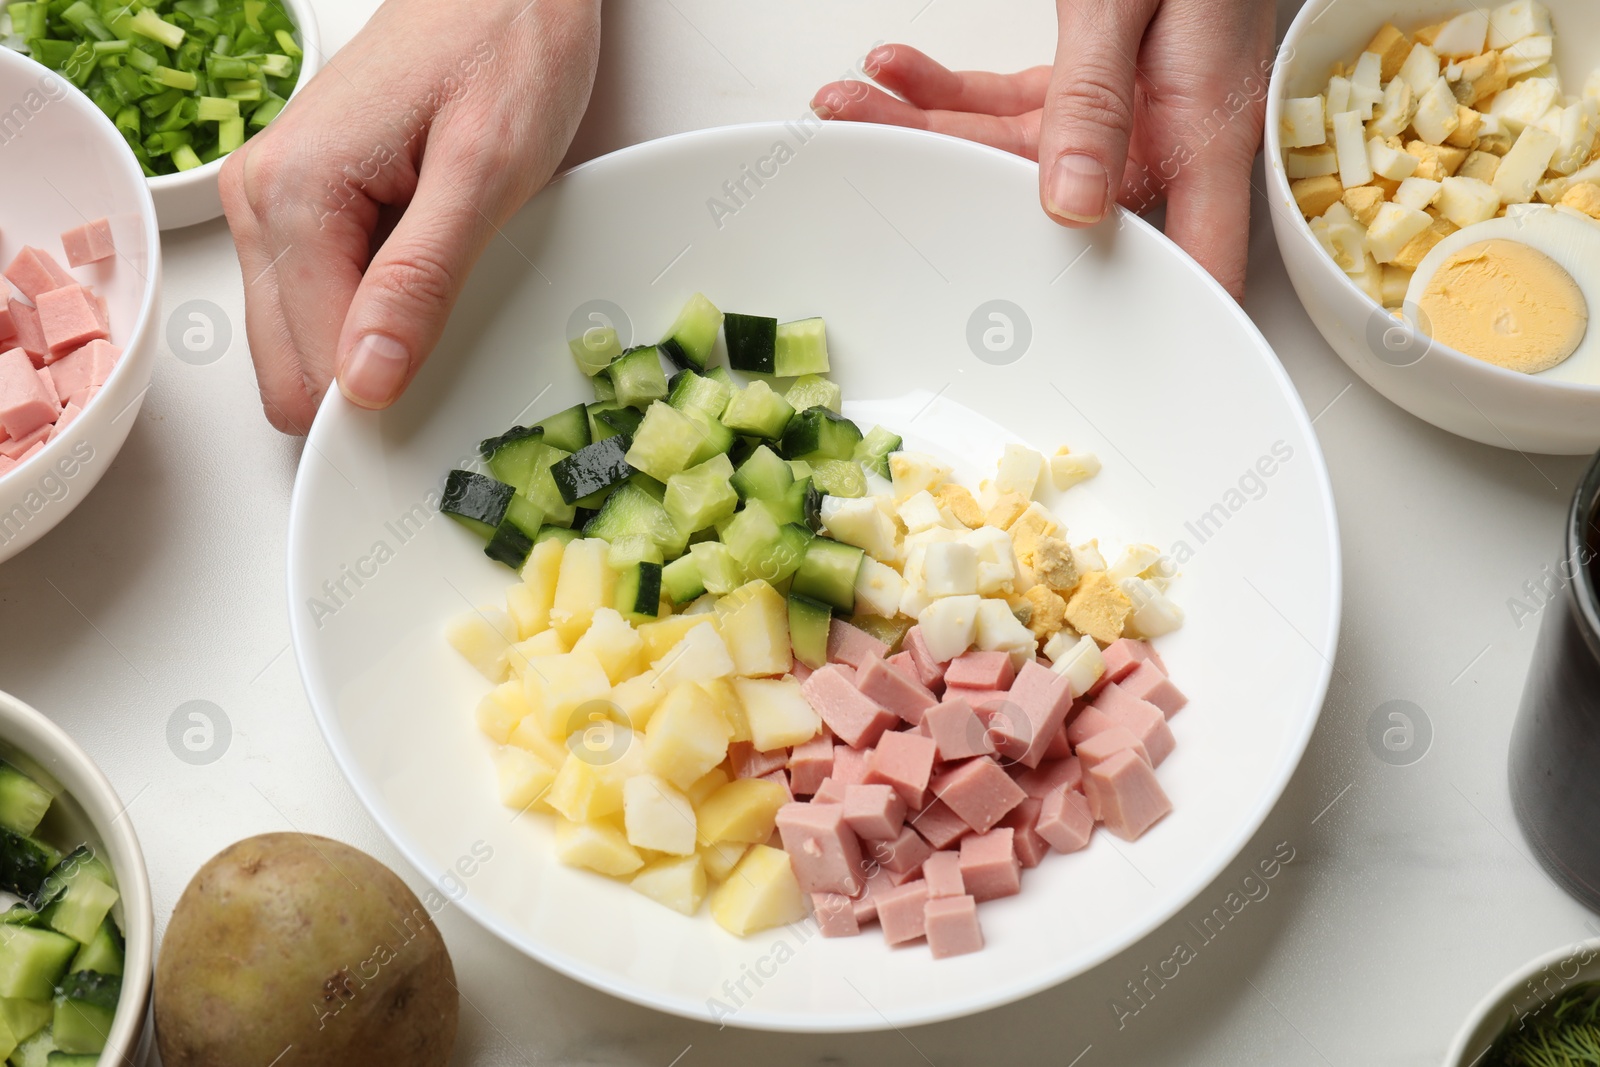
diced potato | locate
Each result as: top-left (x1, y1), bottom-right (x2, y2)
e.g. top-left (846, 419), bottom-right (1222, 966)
top-left (687, 767), bottom-right (732, 807)
top-left (517, 536), bottom-right (564, 627)
top-left (476, 680), bottom-right (531, 743)
top-left (854, 557), bottom-right (905, 618)
top-left (699, 677), bottom-right (749, 743)
top-left (1365, 23), bottom-right (1412, 81)
top-left (699, 840), bottom-right (747, 882)
top-left (653, 622), bottom-right (736, 690)
top-left (1437, 175), bottom-right (1502, 227)
top-left (695, 777), bottom-right (789, 844)
top-left (643, 682), bottom-right (733, 789)
top-left (1430, 11), bottom-right (1489, 58)
top-left (637, 613), bottom-right (715, 664)
top-left (709, 845), bottom-right (807, 936)
top-left (1487, 0), bottom-right (1552, 50)
top-left (506, 629), bottom-right (567, 677)
top-left (1493, 124), bottom-right (1560, 204)
top-left (1367, 79), bottom-right (1414, 139)
top-left (609, 670), bottom-right (666, 731)
top-left (1343, 185), bottom-right (1387, 225)
top-left (522, 649), bottom-right (612, 737)
top-left (505, 583), bottom-right (543, 642)
top-left (493, 746), bottom-right (556, 812)
top-left (623, 774), bottom-right (698, 855)
top-left (507, 714), bottom-right (568, 768)
top-left (1282, 96), bottom-right (1327, 148)
top-left (715, 580), bottom-right (791, 677)
top-left (1369, 137), bottom-right (1420, 181)
top-left (549, 538), bottom-right (616, 644)
top-left (548, 752), bottom-right (624, 822)
top-left (631, 854), bottom-right (707, 916)
top-left (820, 495), bottom-right (899, 561)
top-left (573, 607), bottom-right (646, 684)
top-left (554, 818), bottom-right (643, 877)
top-left (1413, 77), bottom-right (1461, 145)
top-left (1332, 112), bottom-right (1372, 189)
top-left (734, 677), bottom-right (820, 751)
top-left (1286, 145), bottom-right (1339, 180)
top-left (1397, 43), bottom-right (1441, 95)
top-left (446, 607), bottom-right (518, 682)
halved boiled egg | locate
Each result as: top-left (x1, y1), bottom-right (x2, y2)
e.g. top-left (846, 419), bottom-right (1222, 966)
top-left (1404, 207), bottom-right (1600, 381)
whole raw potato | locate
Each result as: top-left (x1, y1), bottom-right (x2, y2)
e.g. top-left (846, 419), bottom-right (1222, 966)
top-left (155, 833), bottom-right (458, 1067)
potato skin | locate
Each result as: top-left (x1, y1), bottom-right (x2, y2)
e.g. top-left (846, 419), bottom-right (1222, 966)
top-left (155, 833), bottom-right (458, 1067)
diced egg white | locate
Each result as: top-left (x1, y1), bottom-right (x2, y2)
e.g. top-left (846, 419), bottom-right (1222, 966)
top-left (1350, 51), bottom-right (1385, 118)
top-left (1283, 96), bottom-right (1328, 147)
top-left (1325, 75), bottom-right (1352, 121)
top-left (1368, 137), bottom-right (1421, 181)
top-left (1072, 539), bottom-right (1107, 574)
top-left (888, 451), bottom-right (951, 502)
top-left (994, 444), bottom-right (1044, 497)
top-left (1107, 544), bottom-right (1164, 583)
top-left (1366, 202), bottom-right (1434, 263)
top-left (923, 541), bottom-right (979, 597)
top-left (1488, 0), bottom-right (1552, 49)
top-left (1395, 176), bottom-right (1444, 211)
top-left (1488, 77), bottom-right (1559, 134)
top-left (1430, 10), bottom-right (1490, 58)
top-left (1493, 124), bottom-right (1561, 204)
top-left (1397, 43), bottom-right (1441, 96)
top-left (1047, 634), bottom-right (1106, 697)
top-left (853, 557), bottom-right (904, 618)
top-left (820, 495), bottom-right (899, 561)
top-left (1367, 79), bottom-right (1415, 139)
top-left (1048, 450), bottom-right (1101, 490)
top-left (1121, 577), bottom-right (1186, 638)
top-left (1437, 176), bottom-right (1502, 227)
top-left (1413, 76), bottom-right (1462, 144)
top-left (1333, 111), bottom-right (1373, 188)
top-left (1502, 34), bottom-right (1554, 77)
top-left (974, 598), bottom-right (1038, 669)
top-left (896, 490), bottom-right (948, 534)
top-left (918, 595), bottom-right (983, 663)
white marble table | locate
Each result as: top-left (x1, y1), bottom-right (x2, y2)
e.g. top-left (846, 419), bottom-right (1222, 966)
top-left (3, 1), bottom-right (1595, 1063)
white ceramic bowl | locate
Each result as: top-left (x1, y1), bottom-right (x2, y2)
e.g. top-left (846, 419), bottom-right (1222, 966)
top-left (0, 687), bottom-right (153, 1063)
top-left (145, 0), bottom-right (321, 230)
top-left (1266, 0), bottom-right (1600, 455)
top-left (0, 47), bottom-right (160, 565)
top-left (1444, 939), bottom-right (1600, 1064)
top-left (288, 122), bottom-right (1341, 1031)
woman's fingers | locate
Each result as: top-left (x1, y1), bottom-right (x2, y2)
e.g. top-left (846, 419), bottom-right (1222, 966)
top-left (862, 44), bottom-right (1050, 117)
top-left (812, 80), bottom-right (1040, 159)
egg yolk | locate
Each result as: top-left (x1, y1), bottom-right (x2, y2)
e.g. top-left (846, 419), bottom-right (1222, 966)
top-left (1417, 238), bottom-right (1589, 375)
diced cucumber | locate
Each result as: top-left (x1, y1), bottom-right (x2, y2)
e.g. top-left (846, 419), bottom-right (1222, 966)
top-left (0, 928), bottom-right (75, 1001)
top-left (788, 461), bottom-right (813, 479)
top-left (788, 594), bottom-right (832, 669)
top-left (607, 536), bottom-right (664, 570)
top-left (607, 347), bottom-right (670, 410)
top-left (704, 366), bottom-right (735, 389)
top-left (535, 526), bottom-right (582, 547)
top-left (9, 1030), bottom-right (52, 1067)
top-left (551, 436), bottom-right (634, 505)
top-left (522, 445), bottom-right (578, 527)
top-left (784, 374), bottom-right (842, 413)
top-left (613, 562), bottom-right (663, 621)
top-left (717, 501), bottom-right (780, 572)
top-left (720, 381), bottom-right (794, 440)
top-left (664, 455), bottom-right (739, 533)
top-left (774, 317), bottom-right (829, 377)
top-left (592, 374), bottom-right (618, 402)
top-left (684, 412), bottom-right (734, 467)
top-left (791, 537), bottom-right (863, 612)
top-left (852, 425), bottom-right (903, 479)
top-left (666, 370), bottom-right (730, 419)
top-left (779, 407), bottom-right (863, 464)
top-left (46, 1054), bottom-right (101, 1067)
top-left (0, 911), bottom-right (39, 930)
top-left (746, 522), bottom-right (812, 585)
top-left (0, 769), bottom-right (48, 840)
top-left (478, 426), bottom-right (545, 493)
top-left (570, 323), bottom-right (623, 376)
top-left (534, 403), bottom-right (592, 453)
top-left (689, 541), bottom-right (745, 595)
top-left (583, 484), bottom-right (685, 558)
top-left (724, 313), bottom-right (777, 373)
top-left (661, 555), bottom-right (705, 605)
top-left (658, 293), bottom-right (723, 371)
top-left (40, 877), bottom-right (117, 947)
top-left (774, 476), bottom-right (823, 530)
top-left (626, 471), bottom-right (668, 501)
top-left (484, 521), bottom-right (535, 569)
top-left (811, 459), bottom-right (867, 498)
top-left (730, 445), bottom-right (793, 503)
top-left (0, 998), bottom-right (51, 1043)
top-left (51, 971), bottom-right (118, 1055)
top-left (625, 402), bottom-right (705, 483)
top-left (586, 403), bottom-right (634, 442)
top-left (849, 613), bottom-right (914, 651)
top-left (441, 471), bottom-right (513, 540)
top-left (69, 920), bottom-right (122, 978)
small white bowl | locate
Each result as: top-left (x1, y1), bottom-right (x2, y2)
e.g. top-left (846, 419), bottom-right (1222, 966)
top-left (1444, 939), bottom-right (1600, 1064)
top-left (0, 688), bottom-right (154, 1064)
top-left (0, 47), bottom-right (162, 565)
top-left (1266, 0), bottom-right (1600, 455)
top-left (147, 0), bottom-right (322, 230)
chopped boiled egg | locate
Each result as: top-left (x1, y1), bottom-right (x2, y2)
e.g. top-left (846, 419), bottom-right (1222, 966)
top-left (1488, 0), bottom-right (1552, 49)
top-left (888, 451), bottom-right (950, 501)
top-left (994, 444), bottom-right (1045, 497)
top-left (853, 556), bottom-right (905, 617)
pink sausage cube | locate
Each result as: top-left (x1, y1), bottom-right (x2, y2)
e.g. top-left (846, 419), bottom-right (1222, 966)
top-left (1000, 796), bottom-right (1049, 868)
top-left (775, 802), bottom-right (866, 896)
top-left (865, 730), bottom-right (937, 809)
top-left (1074, 725), bottom-right (1150, 770)
top-left (0, 303), bottom-right (13, 343)
top-left (3, 247), bottom-right (73, 302)
top-left (47, 401), bottom-right (82, 441)
top-left (843, 783), bottom-right (907, 841)
top-left (875, 878), bottom-right (930, 945)
top-left (729, 740), bottom-right (788, 780)
top-left (930, 757), bottom-right (1026, 834)
top-left (1015, 757), bottom-right (1083, 799)
top-left (901, 625), bottom-right (949, 691)
top-left (802, 665), bottom-right (898, 749)
top-left (36, 287), bottom-right (107, 358)
top-left (827, 618), bottom-right (889, 669)
top-left (1094, 684), bottom-right (1175, 766)
top-left (60, 219), bottom-right (115, 267)
top-left (1065, 704), bottom-right (1118, 748)
top-left (787, 732), bottom-right (834, 796)
top-left (852, 865), bottom-right (898, 925)
top-left (1101, 637), bottom-right (1166, 681)
top-left (959, 828), bottom-right (1021, 902)
top-left (945, 685), bottom-right (1008, 710)
top-left (812, 776), bottom-right (847, 805)
top-left (887, 651), bottom-right (916, 677)
top-left (866, 823), bottom-right (933, 876)
top-left (944, 650), bottom-right (1015, 691)
top-left (1120, 660), bottom-right (1188, 718)
top-left (35, 368), bottom-right (57, 407)
top-left (1084, 749), bottom-right (1172, 840)
top-left (811, 892), bottom-right (860, 937)
top-left (759, 768), bottom-right (794, 802)
top-left (923, 697), bottom-right (994, 762)
top-left (0, 348), bottom-right (59, 438)
top-left (1043, 721), bottom-right (1073, 759)
top-left (0, 456), bottom-right (14, 475)
top-left (0, 424), bottom-right (49, 460)
top-left (791, 660), bottom-right (813, 684)
top-left (924, 894), bottom-right (984, 959)
top-left (48, 340), bottom-right (117, 402)
top-left (17, 439), bottom-right (44, 462)
top-left (832, 744), bottom-right (871, 786)
top-left (1036, 787), bottom-right (1095, 853)
top-left (908, 798), bottom-right (970, 850)
top-left (991, 662), bottom-right (1076, 768)
top-left (922, 850), bottom-right (964, 898)
top-left (7, 299), bottom-right (46, 363)
top-left (856, 657), bottom-right (937, 725)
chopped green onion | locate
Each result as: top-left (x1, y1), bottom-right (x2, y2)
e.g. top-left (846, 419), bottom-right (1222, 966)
top-left (248, 95), bottom-right (286, 128)
top-left (218, 115), bottom-right (245, 153)
top-left (129, 9), bottom-right (186, 50)
top-left (172, 144), bottom-right (204, 172)
top-left (274, 29), bottom-right (301, 59)
top-left (152, 66), bottom-right (199, 91)
top-left (224, 78), bottom-right (261, 101)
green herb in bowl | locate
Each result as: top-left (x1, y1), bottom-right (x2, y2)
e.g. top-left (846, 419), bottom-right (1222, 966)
top-left (0, 0), bottom-right (302, 176)
top-left (1487, 981), bottom-right (1600, 1066)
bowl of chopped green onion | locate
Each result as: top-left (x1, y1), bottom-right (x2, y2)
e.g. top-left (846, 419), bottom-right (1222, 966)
top-left (1447, 940), bottom-right (1600, 1065)
top-left (0, 0), bottom-right (321, 230)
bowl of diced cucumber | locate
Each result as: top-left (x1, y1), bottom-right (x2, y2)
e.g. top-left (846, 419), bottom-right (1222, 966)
top-left (0, 689), bottom-right (152, 1065)
top-left (0, 0), bottom-right (323, 230)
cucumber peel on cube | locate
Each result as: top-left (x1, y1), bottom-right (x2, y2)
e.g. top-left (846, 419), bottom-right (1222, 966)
top-left (723, 313), bottom-right (777, 373)
top-left (659, 293), bottom-right (723, 372)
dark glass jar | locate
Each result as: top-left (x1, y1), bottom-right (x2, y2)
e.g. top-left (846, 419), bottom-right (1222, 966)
top-left (1509, 452), bottom-right (1600, 911)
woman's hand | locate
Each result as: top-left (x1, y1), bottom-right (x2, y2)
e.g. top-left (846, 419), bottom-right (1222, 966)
top-left (811, 0), bottom-right (1277, 300)
top-left (221, 0), bottom-right (601, 433)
